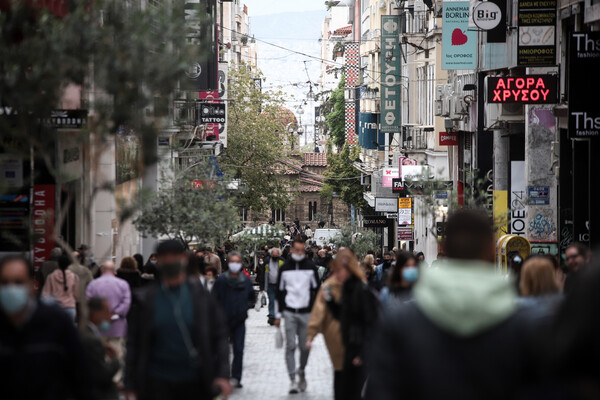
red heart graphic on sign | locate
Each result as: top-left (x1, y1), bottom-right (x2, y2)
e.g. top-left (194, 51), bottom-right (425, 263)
top-left (451, 28), bottom-right (468, 46)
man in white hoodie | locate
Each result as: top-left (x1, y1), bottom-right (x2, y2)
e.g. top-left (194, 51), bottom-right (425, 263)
top-left (367, 209), bottom-right (537, 400)
top-left (274, 239), bottom-right (319, 394)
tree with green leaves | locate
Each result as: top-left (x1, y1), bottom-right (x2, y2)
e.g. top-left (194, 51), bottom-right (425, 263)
top-left (223, 63), bottom-right (295, 218)
top-left (326, 75), bottom-right (346, 150)
top-left (0, 0), bottom-right (195, 250)
top-left (331, 227), bottom-right (379, 258)
top-left (134, 163), bottom-right (240, 248)
top-left (321, 144), bottom-right (368, 211)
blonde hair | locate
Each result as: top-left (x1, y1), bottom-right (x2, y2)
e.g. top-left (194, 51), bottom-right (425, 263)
top-left (330, 248), bottom-right (365, 281)
top-left (363, 254), bottom-right (375, 270)
top-left (520, 256), bottom-right (559, 296)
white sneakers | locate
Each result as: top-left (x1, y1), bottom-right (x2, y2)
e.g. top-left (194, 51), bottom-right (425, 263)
top-left (289, 371), bottom-right (307, 394)
top-left (297, 370), bottom-right (307, 392)
top-left (289, 381), bottom-right (299, 394)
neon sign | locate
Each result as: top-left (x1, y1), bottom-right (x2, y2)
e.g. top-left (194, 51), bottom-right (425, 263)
top-left (487, 75), bottom-right (558, 104)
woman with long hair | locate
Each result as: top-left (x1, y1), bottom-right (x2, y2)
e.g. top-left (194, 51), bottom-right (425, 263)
top-left (380, 251), bottom-right (419, 306)
top-left (517, 256), bottom-right (562, 324)
top-left (325, 248), bottom-right (378, 400)
top-left (116, 256), bottom-right (143, 290)
top-left (361, 254), bottom-right (378, 290)
top-left (41, 254), bottom-right (79, 322)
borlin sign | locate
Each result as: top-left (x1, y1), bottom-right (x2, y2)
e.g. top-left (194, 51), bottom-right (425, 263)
top-left (487, 75), bottom-right (558, 104)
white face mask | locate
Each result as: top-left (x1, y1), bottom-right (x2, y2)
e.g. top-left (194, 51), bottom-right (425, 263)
top-left (228, 262), bottom-right (243, 274)
top-left (291, 253), bottom-right (305, 262)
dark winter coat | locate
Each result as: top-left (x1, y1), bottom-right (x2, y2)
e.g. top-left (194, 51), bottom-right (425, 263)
top-left (213, 271), bottom-right (255, 328)
top-left (0, 301), bottom-right (92, 400)
top-left (328, 276), bottom-right (379, 361)
top-left (124, 280), bottom-right (229, 398)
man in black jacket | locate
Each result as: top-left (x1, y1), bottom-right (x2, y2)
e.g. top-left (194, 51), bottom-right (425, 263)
top-left (367, 210), bottom-right (537, 400)
top-left (124, 240), bottom-right (231, 400)
top-left (0, 255), bottom-right (92, 400)
top-left (213, 252), bottom-right (255, 389)
top-left (274, 239), bottom-right (320, 394)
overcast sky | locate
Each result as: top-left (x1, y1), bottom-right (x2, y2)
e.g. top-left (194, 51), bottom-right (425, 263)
top-left (243, 0), bottom-right (326, 16)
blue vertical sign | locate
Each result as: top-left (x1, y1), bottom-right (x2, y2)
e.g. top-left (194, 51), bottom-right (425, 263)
top-left (442, 1), bottom-right (477, 70)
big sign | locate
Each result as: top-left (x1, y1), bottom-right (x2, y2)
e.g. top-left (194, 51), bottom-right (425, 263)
top-left (487, 75), bottom-right (558, 104)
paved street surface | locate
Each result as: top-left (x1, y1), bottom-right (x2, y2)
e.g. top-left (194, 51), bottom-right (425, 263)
top-left (229, 300), bottom-right (334, 400)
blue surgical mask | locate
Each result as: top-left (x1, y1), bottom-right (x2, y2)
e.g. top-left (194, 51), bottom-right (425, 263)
top-left (98, 320), bottom-right (111, 332)
top-left (150, 260), bottom-right (157, 265)
top-left (0, 285), bottom-right (29, 315)
top-left (402, 267), bottom-right (419, 283)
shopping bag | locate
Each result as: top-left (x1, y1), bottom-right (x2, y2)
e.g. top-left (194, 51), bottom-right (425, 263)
top-left (261, 292), bottom-right (267, 306)
top-left (254, 294), bottom-right (261, 312)
top-left (275, 327), bottom-right (284, 349)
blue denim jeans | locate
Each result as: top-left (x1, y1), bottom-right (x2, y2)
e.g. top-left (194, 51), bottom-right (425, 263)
top-left (267, 283), bottom-right (277, 319)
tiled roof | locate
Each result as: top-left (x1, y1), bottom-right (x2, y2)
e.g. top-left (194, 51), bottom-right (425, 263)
top-left (299, 185), bottom-right (322, 192)
top-left (333, 25), bottom-right (352, 36)
top-left (303, 152), bottom-right (327, 167)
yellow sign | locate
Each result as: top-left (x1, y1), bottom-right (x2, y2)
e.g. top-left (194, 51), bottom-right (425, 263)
top-left (493, 190), bottom-right (508, 241)
top-left (398, 197), bottom-right (412, 209)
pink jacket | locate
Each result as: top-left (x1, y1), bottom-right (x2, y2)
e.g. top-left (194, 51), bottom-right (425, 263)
top-left (42, 269), bottom-right (79, 308)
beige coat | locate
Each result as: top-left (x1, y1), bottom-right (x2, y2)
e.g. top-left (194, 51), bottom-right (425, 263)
top-left (307, 275), bottom-right (345, 370)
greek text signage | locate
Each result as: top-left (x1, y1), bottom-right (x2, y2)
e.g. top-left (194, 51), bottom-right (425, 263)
top-left (442, 1), bottom-right (477, 70)
top-left (568, 32), bottom-right (600, 138)
top-left (381, 15), bottom-right (402, 133)
top-left (517, 0), bottom-right (556, 66)
top-left (486, 75), bottom-right (558, 104)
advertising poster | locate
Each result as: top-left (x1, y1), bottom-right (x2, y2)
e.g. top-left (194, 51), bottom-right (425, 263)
top-left (517, 0), bottom-right (556, 66)
top-left (382, 168), bottom-right (399, 187)
top-left (568, 32), bottom-right (600, 138)
top-left (442, 1), bottom-right (477, 70)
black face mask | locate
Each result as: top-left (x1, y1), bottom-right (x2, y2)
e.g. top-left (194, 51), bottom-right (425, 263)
top-left (160, 262), bottom-right (183, 278)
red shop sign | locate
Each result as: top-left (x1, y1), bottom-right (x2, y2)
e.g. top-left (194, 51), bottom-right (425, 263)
top-left (33, 185), bottom-right (55, 271)
top-left (439, 131), bottom-right (458, 146)
top-left (487, 75), bottom-right (558, 104)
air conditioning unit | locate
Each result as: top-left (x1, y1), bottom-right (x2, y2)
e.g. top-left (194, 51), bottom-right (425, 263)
top-left (434, 100), bottom-right (443, 116)
top-left (449, 97), bottom-right (463, 121)
top-left (454, 96), bottom-right (468, 115)
top-left (500, 103), bottom-right (524, 121)
top-left (436, 84), bottom-right (444, 101)
top-left (441, 97), bottom-right (451, 117)
top-left (485, 103), bottom-right (500, 127)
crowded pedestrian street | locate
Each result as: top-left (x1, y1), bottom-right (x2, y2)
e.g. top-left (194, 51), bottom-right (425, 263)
top-left (229, 304), bottom-right (333, 400)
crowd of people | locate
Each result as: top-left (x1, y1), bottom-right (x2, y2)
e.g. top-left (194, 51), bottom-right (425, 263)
top-left (1, 209), bottom-right (599, 399)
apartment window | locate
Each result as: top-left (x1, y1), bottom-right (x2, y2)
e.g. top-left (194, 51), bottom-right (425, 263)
top-left (417, 66), bottom-right (425, 125)
top-left (426, 64), bottom-right (435, 126)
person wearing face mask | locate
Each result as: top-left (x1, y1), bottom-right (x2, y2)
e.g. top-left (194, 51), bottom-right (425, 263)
top-left (379, 252), bottom-right (419, 307)
top-left (124, 240), bottom-right (231, 400)
top-left (0, 255), bottom-right (92, 400)
top-left (374, 251), bottom-right (396, 291)
top-left (274, 239), bottom-right (320, 394)
top-left (263, 248), bottom-right (284, 326)
top-left (141, 253), bottom-right (159, 283)
top-left (204, 266), bottom-right (218, 292)
top-left (82, 297), bottom-right (121, 400)
top-left (212, 252), bottom-right (255, 389)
